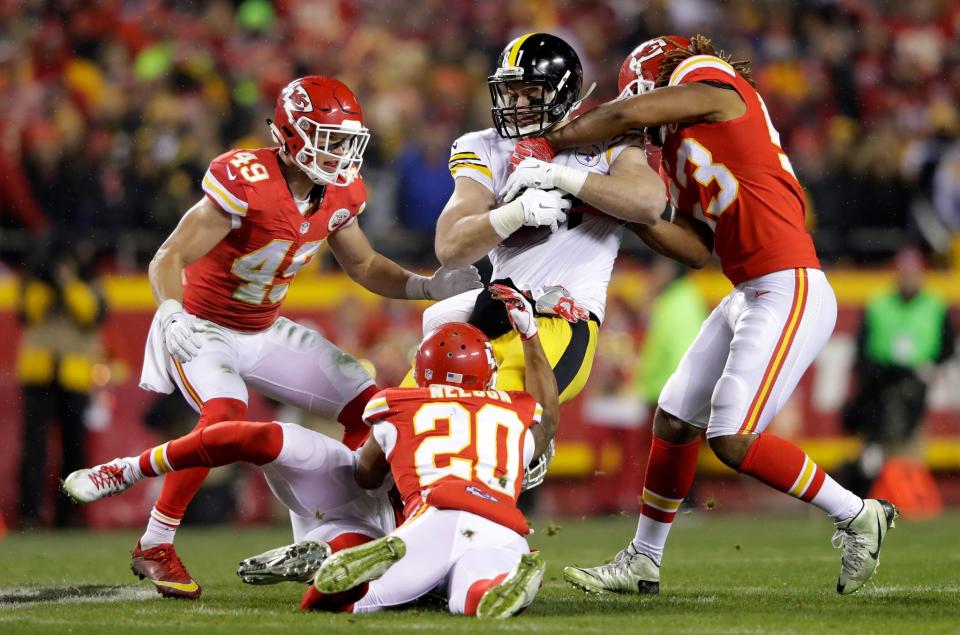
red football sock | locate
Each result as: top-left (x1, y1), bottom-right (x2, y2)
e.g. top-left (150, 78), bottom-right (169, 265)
top-left (139, 420), bottom-right (283, 476)
top-left (338, 385), bottom-right (378, 450)
top-left (300, 532), bottom-right (375, 612)
top-left (151, 398), bottom-right (246, 520)
top-left (638, 435), bottom-right (700, 523)
top-left (464, 573), bottom-right (508, 616)
top-left (738, 433), bottom-right (825, 502)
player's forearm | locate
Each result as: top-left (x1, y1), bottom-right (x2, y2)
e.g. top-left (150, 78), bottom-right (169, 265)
top-left (627, 219), bottom-right (712, 269)
top-left (148, 248), bottom-right (185, 305)
top-left (577, 172), bottom-right (665, 225)
top-left (546, 100), bottom-right (635, 150)
top-left (343, 253), bottom-right (416, 299)
top-left (435, 213), bottom-right (503, 269)
top-left (521, 333), bottom-right (560, 458)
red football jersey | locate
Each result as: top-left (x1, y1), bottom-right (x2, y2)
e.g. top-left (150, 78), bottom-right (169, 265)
top-left (362, 385), bottom-right (542, 535)
top-left (659, 55), bottom-right (820, 285)
top-left (185, 147), bottom-right (366, 332)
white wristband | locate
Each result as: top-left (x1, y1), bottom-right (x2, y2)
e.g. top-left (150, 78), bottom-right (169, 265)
top-left (488, 198), bottom-right (525, 239)
top-left (552, 164), bottom-right (589, 196)
top-left (405, 274), bottom-right (429, 300)
top-left (157, 299), bottom-right (184, 324)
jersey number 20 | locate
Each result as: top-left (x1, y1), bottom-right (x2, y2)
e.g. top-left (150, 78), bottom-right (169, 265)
top-left (412, 402), bottom-right (526, 496)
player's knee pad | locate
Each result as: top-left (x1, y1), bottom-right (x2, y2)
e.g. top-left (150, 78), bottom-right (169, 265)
top-left (198, 397), bottom-right (247, 428)
top-left (707, 373), bottom-right (750, 439)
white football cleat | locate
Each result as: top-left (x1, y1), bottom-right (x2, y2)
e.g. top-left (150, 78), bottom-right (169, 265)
top-left (833, 498), bottom-right (899, 595)
top-left (476, 551), bottom-right (545, 619)
top-left (62, 459), bottom-right (139, 504)
top-left (563, 543), bottom-right (660, 595)
top-left (238, 541), bottom-right (332, 585)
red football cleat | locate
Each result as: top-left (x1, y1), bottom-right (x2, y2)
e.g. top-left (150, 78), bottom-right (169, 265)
top-left (131, 542), bottom-right (202, 599)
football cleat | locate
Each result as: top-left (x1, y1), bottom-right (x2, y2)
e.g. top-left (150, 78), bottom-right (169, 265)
top-left (313, 535), bottom-right (406, 595)
top-left (131, 541), bottom-right (202, 599)
top-left (476, 552), bottom-right (545, 620)
top-left (237, 540), bottom-right (332, 585)
top-left (833, 498), bottom-right (899, 595)
top-left (62, 459), bottom-right (139, 504)
top-left (563, 543), bottom-right (660, 595)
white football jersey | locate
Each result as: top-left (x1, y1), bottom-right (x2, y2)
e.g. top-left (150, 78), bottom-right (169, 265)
top-left (448, 128), bottom-right (641, 322)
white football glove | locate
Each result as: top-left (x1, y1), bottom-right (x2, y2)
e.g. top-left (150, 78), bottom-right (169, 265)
top-left (522, 438), bottom-right (555, 491)
top-left (157, 299), bottom-right (202, 364)
top-left (517, 188), bottom-right (572, 233)
top-left (534, 285), bottom-right (590, 323)
top-left (407, 265), bottom-right (482, 301)
top-left (500, 158), bottom-right (589, 203)
top-left (489, 284), bottom-right (537, 340)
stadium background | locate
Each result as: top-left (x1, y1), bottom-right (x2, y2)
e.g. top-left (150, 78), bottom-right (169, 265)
top-left (0, 0), bottom-right (958, 530)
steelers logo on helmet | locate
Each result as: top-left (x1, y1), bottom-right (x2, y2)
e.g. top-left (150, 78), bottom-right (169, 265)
top-left (488, 33), bottom-right (584, 139)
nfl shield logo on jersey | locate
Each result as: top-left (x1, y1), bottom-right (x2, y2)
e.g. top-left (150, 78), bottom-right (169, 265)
top-left (299, 221), bottom-right (310, 234)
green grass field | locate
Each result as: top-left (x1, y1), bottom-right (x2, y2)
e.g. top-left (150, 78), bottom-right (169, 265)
top-left (1, 512), bottom-right (958, 634)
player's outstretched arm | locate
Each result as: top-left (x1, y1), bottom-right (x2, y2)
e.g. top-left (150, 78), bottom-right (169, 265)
top-left (488, 285), bottom-right (559, 459)
top-left (327, 221), bottom-right (480, 300)
top-left (545, 83), bottom-right (745, 151)
top-left (627, 211), bottom-right (714, 269)
top-left (355, 434), bottom-right (391, 489)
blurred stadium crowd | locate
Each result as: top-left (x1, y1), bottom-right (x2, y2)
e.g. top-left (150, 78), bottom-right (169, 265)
top-left (1, 0), bottom-right (958, 269)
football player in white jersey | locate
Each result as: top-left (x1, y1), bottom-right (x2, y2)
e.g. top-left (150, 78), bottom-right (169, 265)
top-left (405, 35), bottom-right (664, 468)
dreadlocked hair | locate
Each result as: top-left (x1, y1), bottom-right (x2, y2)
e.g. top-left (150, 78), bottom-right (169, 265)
top-left (655, 34), bottom-right (756, 88)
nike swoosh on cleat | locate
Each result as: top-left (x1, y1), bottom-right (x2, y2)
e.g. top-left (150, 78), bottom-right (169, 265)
top-left (153, 580), bottom-right (199, 592)
top-left (868, 516), bottom-right (882, 560)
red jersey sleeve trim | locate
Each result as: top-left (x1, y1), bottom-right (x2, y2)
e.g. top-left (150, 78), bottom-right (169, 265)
top-left (202, 168), bottom-right (248, 217)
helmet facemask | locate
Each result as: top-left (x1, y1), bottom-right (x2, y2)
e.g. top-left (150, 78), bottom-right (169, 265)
top-left (271, 115), bottom-right (369, 186)
top-left (488, 67), bottom-right (573, 139)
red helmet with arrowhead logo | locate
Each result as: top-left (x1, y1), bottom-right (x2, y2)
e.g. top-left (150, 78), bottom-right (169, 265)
top-left (269, 76), bottom-right (370, 187)
top-left (617, 36), bottom-right (692, 99)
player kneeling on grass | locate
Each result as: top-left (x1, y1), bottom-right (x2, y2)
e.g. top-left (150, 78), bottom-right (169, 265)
top-left (301, 284), bottom-right (557, 619)
top-left (63, 285), bottom-right (556, 619)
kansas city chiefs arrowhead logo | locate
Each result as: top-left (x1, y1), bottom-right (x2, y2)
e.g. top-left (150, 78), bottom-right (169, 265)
top-left (282, 83), bottom-right (312, 112)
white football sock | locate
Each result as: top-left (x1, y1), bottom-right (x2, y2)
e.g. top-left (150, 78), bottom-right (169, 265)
top-left (810, 474), bottom-right (863, 522)
top-left (139, 507), bottom-right (181, 549)
top-left (631, 514), bottom-right (671, 566)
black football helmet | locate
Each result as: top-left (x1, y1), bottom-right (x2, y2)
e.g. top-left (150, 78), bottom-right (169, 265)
top-left (488, 32), bottom-right (584, 139)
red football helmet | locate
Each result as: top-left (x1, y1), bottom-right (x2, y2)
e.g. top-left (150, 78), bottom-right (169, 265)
top-left (268, 76), bottom-right (370, 187)
top-left (617, 36), bottom-right (692, 99)
top-left (414, 323), bottom-right (497, 391)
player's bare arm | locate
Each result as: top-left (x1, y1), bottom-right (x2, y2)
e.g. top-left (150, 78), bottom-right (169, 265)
top-left (521, 332), bottom-right (559, 459)
top-left (434, 177), bottom-right (499, 269)
top-left (627, 212), bottom-right (714, 269)
top-left (355, 434), bottom-right (390, 489)
top-left (327, 220), bottom-right (421, 298)
top-left (489, 284), bottom-right (559, 459)
top-left (435, 176), bottom-right (571, 269)
top-left (546, 83), bottom-right (746, 150)
top-left (148, 197), bottom-right (233, 305)
top-left (327, 220), bottom-right (481, 300)
top-left (501, 146), bottom-right (664, 226)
